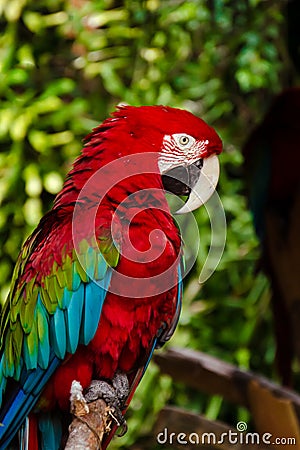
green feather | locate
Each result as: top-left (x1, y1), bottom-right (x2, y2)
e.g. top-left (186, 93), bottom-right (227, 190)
top-left (20, 294), bottom-right (36, 333)
top-left (78, 239), bottom-right (89, 255)
top-left (60, 288), bottom-right (72, 309)
top-left (98, 236), bottom-right (120, 267)
top-left (54, 266), bottom-right (66, 289)
top-left (85, 247), bottom-right (97, 278)
top-left (10, 302), bottom-right (19, 324)
top-left (0, 227), bottom-right (121, 391)
top-left (44, 276), bottom-right (57, 304)
top-left (37, 300), bottom-right (50, 369)
top-left (53, 277), bottom-right (64, 306)
top-left (62, 254), bottom-right (74, 292)
top-left (71, 263), bottom-right (81, 290)
top-left (74, 258), bottom-right (88, 283)
top-left (11, 283), bottom-right (24, 307)
top-left (104, 244), bottom-right (119, 267)
top-left (40, 289), bottom-right (57, 314)
top-left (3, 333), bottom-right (14, 377)
top-left (24, 320), bottom-right (38, 370)
top-left (12, 321), bottom-right (23, 363)
top-left (24, 278), bottom-right (36, 304)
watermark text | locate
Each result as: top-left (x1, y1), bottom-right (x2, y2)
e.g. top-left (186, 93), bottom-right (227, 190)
top-left (157, 423), bottom-right (296, 446)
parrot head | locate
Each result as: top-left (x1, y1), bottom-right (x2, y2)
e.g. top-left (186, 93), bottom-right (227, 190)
top-left (106, 105), bottom-right (223, 214)
top-left (65, 105), bottom-right (222, 215)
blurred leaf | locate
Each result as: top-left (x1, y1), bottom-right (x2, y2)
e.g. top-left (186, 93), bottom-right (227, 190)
top-left (0, 0), bottom-right (292, 446)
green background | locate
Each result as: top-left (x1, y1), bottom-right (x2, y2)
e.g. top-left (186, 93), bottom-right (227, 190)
top-left (0, 0), bottom-right (296, 447)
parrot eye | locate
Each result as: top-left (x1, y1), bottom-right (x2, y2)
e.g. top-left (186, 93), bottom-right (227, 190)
top-left (179, 135), bottom-right (190, 145)
top-left (173, 133), bottom-right (195, 149)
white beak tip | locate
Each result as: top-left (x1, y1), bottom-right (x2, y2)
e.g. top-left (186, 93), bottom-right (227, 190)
top-left (175, 155), bottom-right (220, 214)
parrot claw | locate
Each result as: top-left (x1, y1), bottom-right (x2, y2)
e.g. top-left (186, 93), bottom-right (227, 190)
top-left (117, 420), bottom-right (128, 437)
top-left (84, 372), bottom-right (129, 436)
top-left (108, 406), bottom-right (128, 436)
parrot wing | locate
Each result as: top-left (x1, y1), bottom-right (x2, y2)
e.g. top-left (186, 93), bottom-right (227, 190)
top-left (0, 209), bottom-right (119, 449)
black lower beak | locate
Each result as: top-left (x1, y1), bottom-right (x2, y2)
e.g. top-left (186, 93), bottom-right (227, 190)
top-left (161, 159), bottom-right (203, 195)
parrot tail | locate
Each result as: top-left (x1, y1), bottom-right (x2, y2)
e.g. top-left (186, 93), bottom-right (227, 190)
top-left (18, 415), bottom-right (38, 450)
top-left (18, 412), bottom-right (62, 450)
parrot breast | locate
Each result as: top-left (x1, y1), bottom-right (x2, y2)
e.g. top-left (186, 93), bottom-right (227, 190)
top-left (39, 192), bottom-right (181, 411)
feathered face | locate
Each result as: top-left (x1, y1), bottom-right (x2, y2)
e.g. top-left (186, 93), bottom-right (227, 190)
top-left (112, 105), bottom-right (222, 214)
top-left (76, 105), bottom-right (222, 215)
top-left (159, 130), bottom-right (221, 213)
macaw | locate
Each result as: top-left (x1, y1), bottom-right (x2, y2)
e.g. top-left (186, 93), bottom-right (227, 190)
top-left (243, 88), bottom-right (300, 386)
top-left (0, 105), bottom-right (222, 449)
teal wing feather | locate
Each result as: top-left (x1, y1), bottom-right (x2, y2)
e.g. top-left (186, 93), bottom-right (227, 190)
top-left (0, 212), bottom-right (120, 449)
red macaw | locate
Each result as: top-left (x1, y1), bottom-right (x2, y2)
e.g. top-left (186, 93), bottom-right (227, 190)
top-left (0, 105), bottom-right (222, 449)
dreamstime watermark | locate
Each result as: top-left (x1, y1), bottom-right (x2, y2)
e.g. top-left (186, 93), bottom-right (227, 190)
top-left (156, 422), bottom-right (297, 446)
top-left (71, 152), bottom-right (226, 295)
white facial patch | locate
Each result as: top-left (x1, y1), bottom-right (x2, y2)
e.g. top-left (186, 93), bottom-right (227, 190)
top-left (158, 133), bottom-right (209, 174)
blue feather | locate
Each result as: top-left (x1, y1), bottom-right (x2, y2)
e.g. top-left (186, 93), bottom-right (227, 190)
top-left (0, 389), bottom-right (30, 448)
top-left (85, 246), bottom-right (97, 279)
top-left (0, 355), bottom-right (7, 405)
top-left (60, 287), bottom-right (72, 309)
top-left (95, 252), bottom-right (108, 280)
top-left (50, 308), bottom-right (67, 360)
top-left (80, 279), bottom-right (108, 345)
top-left (39, 412), bottom-right (62, 450)
top-left (0, 255), bottom-right (112, 448)
top-left (0, 356), bottom-right (61, 448)
top-left (32, 356), bottom-right (60, 397)
top-left (72, 263), bottom-right (82, 291)
top-left (0, 385), bottom-right (44, 449)
top-left (65, 284), bottom-right (84, 354)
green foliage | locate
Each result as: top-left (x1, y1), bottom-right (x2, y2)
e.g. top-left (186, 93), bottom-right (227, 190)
top-left (0, 0), bottom-right (293, 447)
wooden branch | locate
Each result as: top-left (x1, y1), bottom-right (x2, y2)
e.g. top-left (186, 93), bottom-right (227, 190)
top-left (154, 347), bottom-right (300, 413)
top-left (154, 347), bottom-right (300, 441)
top-left (64, 381), bottom-right (112, 450)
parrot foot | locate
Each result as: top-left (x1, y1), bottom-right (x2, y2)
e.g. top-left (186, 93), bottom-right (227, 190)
top-left (84, 372), bottom-right (129, 436)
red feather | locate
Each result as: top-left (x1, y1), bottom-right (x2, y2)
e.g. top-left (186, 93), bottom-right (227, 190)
top-left (39, 106), bottom-right (221, 408)
top-left (1, 105), bottom-right (222, 448)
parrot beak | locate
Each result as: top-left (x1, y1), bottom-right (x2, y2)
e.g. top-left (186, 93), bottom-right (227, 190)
top-left (175, 154), bottom-right (220, 214)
